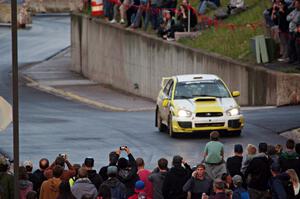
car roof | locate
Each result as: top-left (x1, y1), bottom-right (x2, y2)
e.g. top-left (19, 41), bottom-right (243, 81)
top-left (175, 74), bottom-right (220, 82)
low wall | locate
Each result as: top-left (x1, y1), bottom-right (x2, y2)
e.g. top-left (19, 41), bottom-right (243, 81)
top-left (71, 13), bottom-right (300, 106)
top-left (28, 0), bottom-right (81, 13)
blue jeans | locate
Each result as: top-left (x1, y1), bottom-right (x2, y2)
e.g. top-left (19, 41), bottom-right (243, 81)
top-left (198, 0), bottom-right (218, 14)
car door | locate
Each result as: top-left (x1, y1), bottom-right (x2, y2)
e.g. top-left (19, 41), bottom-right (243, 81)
top-left (161, 79), bottom-right (174, 122)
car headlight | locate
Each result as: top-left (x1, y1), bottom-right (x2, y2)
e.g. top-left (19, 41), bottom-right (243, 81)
top-left (226, 108), bottom-right (240, 116)
top-left (177, 109), bottom-right (192, 117)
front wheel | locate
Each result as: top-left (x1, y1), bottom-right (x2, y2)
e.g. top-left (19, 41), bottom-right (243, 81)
top-left (168, 115), bottom-right (176, 138)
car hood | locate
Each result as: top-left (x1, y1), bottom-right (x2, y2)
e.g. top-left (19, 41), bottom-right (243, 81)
top-left (173, 97), bottom-right (238, 113)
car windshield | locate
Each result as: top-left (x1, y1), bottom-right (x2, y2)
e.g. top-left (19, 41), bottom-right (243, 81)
top-left (174, 80), bottom-right (231, 99)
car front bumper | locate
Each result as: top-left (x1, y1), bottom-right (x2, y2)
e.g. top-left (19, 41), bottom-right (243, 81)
top-left (171, 115), bottom-right (244, 133)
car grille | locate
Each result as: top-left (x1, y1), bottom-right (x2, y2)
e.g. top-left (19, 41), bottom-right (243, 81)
top-left (196, 112), bottom-right (223, 117)
top-left (195, 122), bottom-right (225, 127)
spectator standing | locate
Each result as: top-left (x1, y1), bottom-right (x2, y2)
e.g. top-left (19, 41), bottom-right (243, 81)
top-left (279, 139), bottom-right (300, 178)
top-left (23, 160), bottom-right (34, 183)
top-left (100, 166), bottom-right (127, 199)
top-left (99, 151), bottom-right (119, 181)
top-left (286, 0), bottom-right (300, 64)
top-left (26, 191), bottom-right (38, 199)
top-left (244, 143), bottom-right (272, 199)
top-left (44, 155), bottom-right (76, 181)
top-left (19, 166), bottom-right (33, 199)
top-left (268, 145), bottom-right (281, 165)
top-left (98, 184), bottom-right (112, 199)
top-left (84, 157), bottom-right (103, 190)
top-left (117, 146), bottom-right (139, 197)
top-left (0, 156), bottom-right (13, 199)
top-left (126, 0), bottom-right (141, 27)
top-left (226, 144), bottom-right (243, 177)
top-left (40, 165), bottom-right (64, 199)
top-left (203, 131), bottom-right (226, 179)
top-left (69, 164), bottom-right (81, 187)
top-left (57, 181), bottom-right (76, 199)
top-left (71, 167), bottom-right (98, 199)
top-left (286, 169), bottom-right (300, 198)
top-left (148, 158), bottom-right (169, 199)
top-left (177, 0), bottom-right (198, 31)
top-left (136, 157), bottom-right (153, 198)
top-left (202, 179), bottom-right (227, 199)
top-left (231, 175), bottom-right (250, 199)
top-left (241, 144), bottom-right (256, 174)
top-left (269, 163), bottom-right (290, 199)
top-left (183, 163), bottom-right (213, 199)
top-left (31, 158), bottom-right (49, 195)
top-left (128, 180), bottom-right (147, 199)
top-left (162, 155), bottom-right (192, 199)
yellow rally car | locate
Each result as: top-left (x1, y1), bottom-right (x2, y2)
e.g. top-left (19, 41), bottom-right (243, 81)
top-left (155, 74), bottom-right (244, 137)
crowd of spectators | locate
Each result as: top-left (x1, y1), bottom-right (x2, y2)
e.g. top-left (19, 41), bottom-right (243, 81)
top-left (1, 131), bottom-right (300, 199)
top-left (264, 0), bottom-right (300, 64)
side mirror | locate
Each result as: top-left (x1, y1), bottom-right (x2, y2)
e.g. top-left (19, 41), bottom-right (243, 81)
top-left (232, 91), bottom-right (240, 97)
top-left (162, 98), bottom-right (169, 107)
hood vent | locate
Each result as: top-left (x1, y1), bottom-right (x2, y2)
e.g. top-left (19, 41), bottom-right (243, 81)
top-left (194, 97), bottom-right (216, 102)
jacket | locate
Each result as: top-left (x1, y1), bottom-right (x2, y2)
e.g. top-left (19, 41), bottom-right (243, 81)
top-left (39, 177), bottom-right (61, 199)
top-left (19, 180), bottom-right (33, 199)
top-left (138, 169), bottom-right (153, 199)
top-left (87, 169), bottom-right (103, 190)
top-left (162, 165), bottom-right (191, 199)
top-left (183, 176), bottom-right (213, 199)
top-left (148, 171), bottom-right (167, 199)
top-left (279, 151), bottom-right (300, 178)
top-left (101, 177), bottom-right (127, 199)
top-left (31, 169), bottom-right (47, 194)
top-left (0, 172), bottom-right (14, 199)
top-left (269, 175), bottom-right (288, 199)
top-left (209, 192), bottom-right (228, 199)
top-left (244, 153), bottom-right (272, 191)
top-left (71, 178), bottom-right (98, 199)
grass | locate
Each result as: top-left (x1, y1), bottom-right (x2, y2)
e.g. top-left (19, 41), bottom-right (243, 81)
top-left (178, 0), bottom-right (271, 61)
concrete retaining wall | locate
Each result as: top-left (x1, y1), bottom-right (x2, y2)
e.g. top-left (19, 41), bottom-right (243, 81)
top-left (71, 13), bottom-right (300, 106)
top-left (28, 0), bottom-right (81, 13)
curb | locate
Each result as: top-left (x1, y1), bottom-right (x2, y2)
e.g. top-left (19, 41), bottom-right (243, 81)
top-left (22, 75), bottom-right (155, 112)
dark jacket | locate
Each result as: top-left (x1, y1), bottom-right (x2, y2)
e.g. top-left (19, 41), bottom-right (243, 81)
top-left (244, 153), bottom-right (272, 191)
top-left (183, 176), bottom-right (213, 199)
top-left (0, 172), bottom-right (14, 199)
top-left (148, 171), bottom-right (168, 199)
top-left (31, 169), bottom-right (48, 195)
top-left (232, 187), bottom-right (249, 199)
top-left (269, 174), bottom-right (288, 199)
top-left (162, 164), bottom-right (192, 199)
top-left (101, 177), bottom-right (127, 199)
top-left (99, 163), bottom-right (118, 182)
top-left (209, 192), bottom-right (228, 199)
top-left (226, 155), bottom-right (243, 177)
top-left (279, 151), bottom-right (300, 178)
top-left (117, 154), bottom-right (139, 197)
top-left (87, 169), bottom-right (103, 190)
top-left (271, 3), bottom-right (290, 32)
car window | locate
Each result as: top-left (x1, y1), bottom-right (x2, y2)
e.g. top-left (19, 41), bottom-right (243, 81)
top-left (174, 80), bottom-right (231, 99)
top-left (163, 79), bottom-right (172, 95)
top-left (167, 82), bottom-right (174, 98)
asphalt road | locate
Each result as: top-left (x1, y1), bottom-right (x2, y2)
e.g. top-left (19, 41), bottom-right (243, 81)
top-left (1, 16), bottom-right (300, 170)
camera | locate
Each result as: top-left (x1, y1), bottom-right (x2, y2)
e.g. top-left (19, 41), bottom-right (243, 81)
top-left (120, 146), bottom-right (127, 150)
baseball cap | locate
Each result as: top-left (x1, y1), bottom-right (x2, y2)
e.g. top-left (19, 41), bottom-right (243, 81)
top-left (107, 166), bottom-right (118, 175)
top-left (23, 160), bottom-right (33, 168)
top-left (135, 180), bottom-right (145, 190)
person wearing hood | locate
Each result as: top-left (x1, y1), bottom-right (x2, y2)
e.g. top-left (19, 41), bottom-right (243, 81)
top-left (100, 166), bottom-right (126, 199)
top-left (244, 142), bottom-right (272, 199)
top-left (117, 146), bottom-right (139, 197)
top-left (40, 165), bottom-right (64, 199)
top-left (71, 167), bottom-right (98, 199)
top-left (183, 163), bottom-right (213, 199)
top-left (162, 155), bottom-right (192, 199)
top-left (148, 158), bottom-right (169, 199)
top-left (99, 151), bottom-right (120, 181)
top-left (84, 157), bottom-right (103, 190)
top-left (19, 166), bottom-right (33, 199)
top-left (279, 139), bottom-right (300, 178)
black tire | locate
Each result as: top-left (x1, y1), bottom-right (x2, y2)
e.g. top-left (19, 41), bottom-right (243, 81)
top-left (168, 115), bottom-right (177, 138)
top-left (156, 108), bottom-right (165, 132)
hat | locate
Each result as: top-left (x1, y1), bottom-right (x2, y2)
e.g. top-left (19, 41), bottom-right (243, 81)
top-left (23, 160), bottom-right (33, 168)
top-left (172, 155), bottom-right (183, 166)
top-left (271, 162), bottom-right (281, 173)
top-left (135, 180), bottom-right (145, 190)
top-left (232, 175), bottom-right (243, 186)
top-left (107, 166), bottom-right (118, 175)
top-left (234, 144), bottom-right (243, 153)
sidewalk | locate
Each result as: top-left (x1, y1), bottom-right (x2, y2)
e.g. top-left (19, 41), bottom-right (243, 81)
top-left (21, 48), bottom-right (156, 112)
